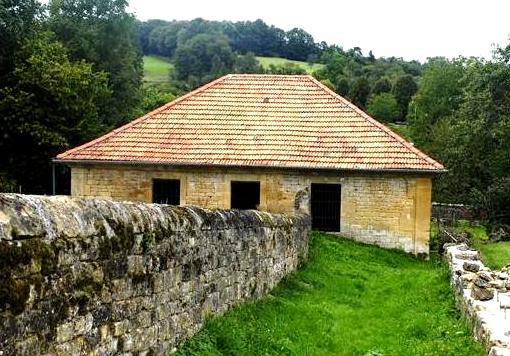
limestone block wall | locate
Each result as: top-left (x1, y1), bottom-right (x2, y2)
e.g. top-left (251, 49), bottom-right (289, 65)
top-left (0, 194), bottom-right (309, 355)
top-left (445, 244), bottom-right (510, 355)
top-left (70, 164), bottom-right (432, 254)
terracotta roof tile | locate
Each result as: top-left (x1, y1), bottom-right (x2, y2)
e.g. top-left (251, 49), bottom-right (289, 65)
top-left (56, 74), bottom-right (445, 172)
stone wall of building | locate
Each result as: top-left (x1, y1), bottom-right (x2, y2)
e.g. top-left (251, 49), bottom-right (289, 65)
top-left (70, 164), bottom-right (432, 254)
top-left (0, 194), bottom-right (309, 355)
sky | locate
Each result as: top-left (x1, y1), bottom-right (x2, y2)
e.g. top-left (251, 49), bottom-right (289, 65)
top-left (128, 0), bottom-right (510, 62)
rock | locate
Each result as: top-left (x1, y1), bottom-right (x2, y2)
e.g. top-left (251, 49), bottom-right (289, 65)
top-left (464, 262), bottom-right (480, 272)
top-left (460, 272), bottom-right (477, 288)
top-left (489, 280), bottom-right (506, 290)
top-left (474, 304), bottom-right (486, 312)
top-left (455, 251), bottom-right (480, 261)
top-left (471, 285), bottom-right (494, 301)
top-left (74, 314), bottom-right (93, 335)
top-left (477, 271), bottom-right (494, 281)
top-left (56, 322), bottom-right (74, 343)
top-left (497, 272), bottom-right (509, 280)
top-left (475, 277), bottom-right (489, 288)
top-left (489, 346), bottom-right (510, 356)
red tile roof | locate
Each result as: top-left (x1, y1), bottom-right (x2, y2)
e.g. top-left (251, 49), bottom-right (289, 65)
top-left (56, 74), bottom-right (444, 172)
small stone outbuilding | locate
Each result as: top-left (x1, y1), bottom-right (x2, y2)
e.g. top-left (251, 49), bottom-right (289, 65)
top-left (56, 74), bottom-right (445, 254)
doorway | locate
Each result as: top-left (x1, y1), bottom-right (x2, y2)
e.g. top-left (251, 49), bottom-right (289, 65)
top-left (311, 183), bottom-right (341, 232)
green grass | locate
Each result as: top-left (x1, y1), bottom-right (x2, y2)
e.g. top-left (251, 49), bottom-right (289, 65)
top-left (176, 232), bottom-right (483, 355)
top-left (451, 220), bottom-right (510, 270)
top-left (256, 56), bottom-right (324, 74)
top-left (475, 242), bottom-right (510, 270)
top-left (143, 55), bottom-right (174, 88)
top-left (454, 220), bottom-right (489, 243)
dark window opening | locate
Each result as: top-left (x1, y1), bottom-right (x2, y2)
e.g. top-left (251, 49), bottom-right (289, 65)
top-left (311, 183), bottom-right (341, 232)
top-left (152, 179), bottom-right (180, 205)
top-left (231, 181), bottom-right (260, 210)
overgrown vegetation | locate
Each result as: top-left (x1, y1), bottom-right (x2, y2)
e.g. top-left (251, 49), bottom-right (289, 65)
top-left (457, 221), bottom-right (510, 270)
top-left (432, 219), bottom-right (510, 270)
top-left (176, 232), bottom-right (483, 355)
top-left (0, 0), bottom-right (144, 194)
top-left (408, 56), bottom-right (510, 226)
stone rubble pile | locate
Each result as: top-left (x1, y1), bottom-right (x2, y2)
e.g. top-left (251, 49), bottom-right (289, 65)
top-left (445, 243), bottom-right (510, 356)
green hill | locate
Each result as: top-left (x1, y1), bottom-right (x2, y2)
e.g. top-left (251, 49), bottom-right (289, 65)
top-left (256, 56), bottom-right (324, 74)
top-left (143, 56), bottom-right (174, 88)
top-left (143, 55), bottom-right (324, 86)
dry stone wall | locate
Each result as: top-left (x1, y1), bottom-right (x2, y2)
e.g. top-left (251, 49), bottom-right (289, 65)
top-left (445, 244), bottom-right (510, 356)
top-left (0, 194), bottom-right (310, 355)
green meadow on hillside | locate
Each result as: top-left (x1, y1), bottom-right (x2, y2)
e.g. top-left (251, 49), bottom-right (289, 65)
top-left (256, 56), bottom-right (324, 74)
top-left (176, 232), bottom-right (483, 355)
top-left (143, 56), bottom-right (174, 88)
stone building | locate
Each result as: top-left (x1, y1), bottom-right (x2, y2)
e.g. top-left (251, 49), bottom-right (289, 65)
top-left (56, 74), bottom-right (445, 254)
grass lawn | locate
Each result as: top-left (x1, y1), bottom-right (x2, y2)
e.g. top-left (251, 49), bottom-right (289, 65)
top-left (452, 220), bottom-right (510, 270)
top-left (256, 56), bottom-right (324, 74)
top-left (475, 242), bottom-right (510, 270)
top-left (176, 232), bottom-right (483, 355)
top-left (143, 55), bottom-right (174, 88)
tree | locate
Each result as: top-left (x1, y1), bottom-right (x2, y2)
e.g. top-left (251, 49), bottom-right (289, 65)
top-left (132, 86), bottom-right (175, 117)
top-left (366, 93), bottom-right (400, 122)
top-left (146, 21), bottom-right (181, 57)
top-left (136, 19), bottom-right (168, 54)
top-left (349, 77), bottom-right (371, 108)
top-left (392, 74), bottom-right (417, 120)
top-left (407, 58), bottom-right (465, 149)
top-left (334, 76), bottom-right (350, 96)
top-left (0, 32), bottom-right (110, 193)
top-left (233, 52), bottom-right (263, 74)
top-left (173, 33), bottom-right (235, 88)
top-left (264, 62), bottom-right (306, 75)
top-left (284, 28), bottom-right (317, 61)
top-left (371, 77), bottom-right (392, 95)
top-left (49, 0), bottom-right (143, 126)
top-left (0, 0), bottom-right (42, 81)
top-left (225, 19), bottom-right (285, 57)
top-left (407, 52), bottom-right (510, 225)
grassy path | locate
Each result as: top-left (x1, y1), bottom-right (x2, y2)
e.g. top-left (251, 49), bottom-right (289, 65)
top-left (176, 232), bottom-right (483, 355)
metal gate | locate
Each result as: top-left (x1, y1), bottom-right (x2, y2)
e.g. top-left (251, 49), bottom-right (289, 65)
top-left (311, 183), bottom-right (341, 232)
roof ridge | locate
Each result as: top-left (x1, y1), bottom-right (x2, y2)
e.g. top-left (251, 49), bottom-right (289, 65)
top-left (306, 75), bottom-right (445, 170)
top-left (56, 74), bottom-right (232, 160)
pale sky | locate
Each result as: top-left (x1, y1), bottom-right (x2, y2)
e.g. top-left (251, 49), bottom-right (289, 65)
top-left (128, 0), bottom-right (510, 62)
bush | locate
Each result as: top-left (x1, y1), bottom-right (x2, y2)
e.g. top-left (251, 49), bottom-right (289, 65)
top-left (366, 93), bottom-right (400, 122)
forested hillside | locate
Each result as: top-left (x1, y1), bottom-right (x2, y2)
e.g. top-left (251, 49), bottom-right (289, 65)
top-left (137, 17), bottom-right (422, 121)
top-left (1, 1), bottom-right (509, 228)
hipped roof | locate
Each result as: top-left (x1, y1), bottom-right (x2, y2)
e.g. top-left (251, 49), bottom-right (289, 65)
top-left (56, 74), bottom-right (444, 172)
